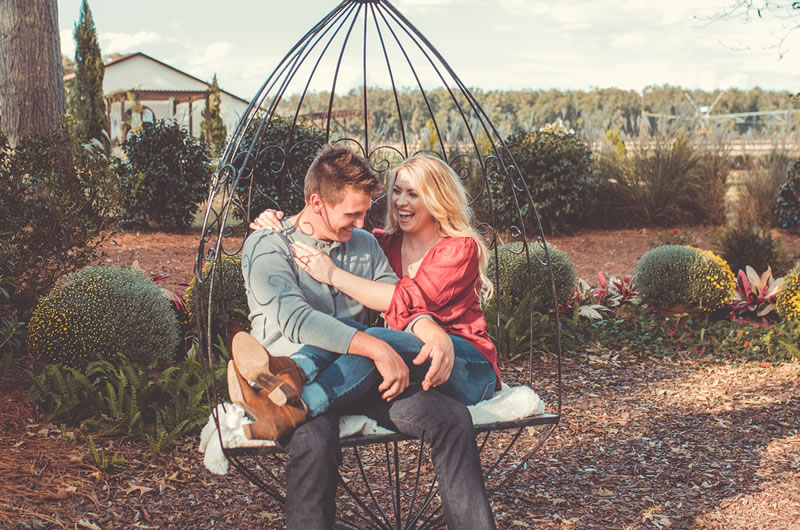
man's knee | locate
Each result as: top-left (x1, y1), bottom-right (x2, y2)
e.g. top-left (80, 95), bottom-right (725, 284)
top-left (286, 414), bottom-right (340, 463)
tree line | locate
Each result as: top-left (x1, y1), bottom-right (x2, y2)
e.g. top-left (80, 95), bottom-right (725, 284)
top-left (277, 85), bottom-right (798, 144)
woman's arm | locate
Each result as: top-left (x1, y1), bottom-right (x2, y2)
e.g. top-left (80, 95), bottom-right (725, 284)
top-left (292, 241), bottom-right (395, 311)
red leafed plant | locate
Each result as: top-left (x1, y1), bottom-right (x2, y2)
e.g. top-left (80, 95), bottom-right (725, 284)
top-left (730, 265), bottom-right (783, 319)
top-left (565, 272), bottom-right (639, 319)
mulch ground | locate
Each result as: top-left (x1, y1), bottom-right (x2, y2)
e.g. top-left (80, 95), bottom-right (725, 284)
top-left (2, 227), bottom-right (800, 528)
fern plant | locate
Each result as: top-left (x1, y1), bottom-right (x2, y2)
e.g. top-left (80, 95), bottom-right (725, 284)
top-left (27, 354), bottom-right (227, 450)
top-left (483, 291), bottom-right (557, 361)
top-left (84, 435), bottom-right (126, 473)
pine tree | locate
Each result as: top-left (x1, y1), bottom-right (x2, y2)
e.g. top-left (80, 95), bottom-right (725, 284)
top-left (73, 0), bottom-right (106, 140)
top-left (202, 74), bottom-right (228, 157)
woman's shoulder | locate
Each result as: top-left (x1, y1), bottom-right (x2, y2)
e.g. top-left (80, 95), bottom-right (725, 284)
top-left (372, 228), bottom-right (402, 246)
top-left (435, 236), bottom-right (478, 254)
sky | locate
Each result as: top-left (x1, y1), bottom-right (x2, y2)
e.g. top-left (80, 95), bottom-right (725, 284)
top-left (57, 0), bottom-right (799, 101)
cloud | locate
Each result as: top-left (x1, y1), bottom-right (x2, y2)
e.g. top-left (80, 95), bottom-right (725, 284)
top-left (100, 31), bottom-right (163, 54)
top-left (186, 42), bottom-right (233, 67)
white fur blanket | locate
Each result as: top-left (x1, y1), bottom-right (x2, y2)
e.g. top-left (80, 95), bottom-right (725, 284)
top-left (199, 384), bottom-right (545, 475)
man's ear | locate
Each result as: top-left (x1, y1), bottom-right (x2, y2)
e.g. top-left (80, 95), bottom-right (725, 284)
top-left (308, 193), bottom-right (325, 213)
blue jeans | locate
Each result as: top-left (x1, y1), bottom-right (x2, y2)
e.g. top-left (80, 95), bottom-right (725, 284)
top-left (291, 320), bottom-right (496, 416)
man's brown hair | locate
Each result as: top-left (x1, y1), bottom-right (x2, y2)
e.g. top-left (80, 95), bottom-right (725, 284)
top-left (304, 144), bottom-right (380, 205)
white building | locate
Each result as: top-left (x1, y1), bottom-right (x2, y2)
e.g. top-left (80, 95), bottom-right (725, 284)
top-left (64, 52), bottom-right (249, 145)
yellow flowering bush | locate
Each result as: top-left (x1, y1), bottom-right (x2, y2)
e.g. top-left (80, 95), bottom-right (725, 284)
top-left (776, 266), bottom-right (800, 322)
top-left (184, 253), bottom-right (249, 341)
top-left (634, 245), bottom-right (735, 312)
top-left (686, 247), bottom-right (736, 312)
top-left (27, 266), bottom-right (179, 369)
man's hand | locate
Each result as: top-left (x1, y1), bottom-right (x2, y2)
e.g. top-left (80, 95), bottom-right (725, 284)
top-left (374, 346), bottom-right (410, 401)
top-left (413, 333), bottom-right (454, 391)
top-left (349, 330), bottom-right (409, 401)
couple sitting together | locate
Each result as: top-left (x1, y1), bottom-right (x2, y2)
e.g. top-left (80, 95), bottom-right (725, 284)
top-left (230, 143), bottom-right (499, 528)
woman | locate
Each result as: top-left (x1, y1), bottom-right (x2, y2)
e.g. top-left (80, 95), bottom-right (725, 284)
top-left (252, 154), bottom-right (501, 407)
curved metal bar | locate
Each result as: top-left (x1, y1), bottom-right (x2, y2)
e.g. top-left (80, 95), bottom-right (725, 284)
top-left (402, 441), bottom-right (426, 528)
top-left (325, 4), bottom-right (363, 141)
top-left (369, 2), bottom-right (408, 158)
top-left (287, 2), bottom-right (359, 142)
top-left (392, 441), bottom-right (402, 528)
top-left (337, 463), bottom-right (393, 530)
top-left (353, 445), bottom-right (393, 528)
top-left (372, 3), bottom-right (448, 160)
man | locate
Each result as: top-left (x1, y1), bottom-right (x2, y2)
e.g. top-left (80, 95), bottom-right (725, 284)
top-left (240, 143), bottom-right (496, 529)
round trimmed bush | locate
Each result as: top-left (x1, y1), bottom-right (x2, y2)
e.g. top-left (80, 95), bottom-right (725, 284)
top-left (185, 253), bottom-right (249, 342)
top-left (634, 245), bottom-right (735, 312)
top-left (776, 265), bottom-right (800, 322)
top-left (488, 241), bottom-right (576, 311)
top-left (27, 266), bottom-right (179, 369)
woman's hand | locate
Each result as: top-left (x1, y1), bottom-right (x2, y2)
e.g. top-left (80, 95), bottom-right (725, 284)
top-left (250, 209), bottom-right (285, 231)
top-left (291, 241), bottom-right (339, 285)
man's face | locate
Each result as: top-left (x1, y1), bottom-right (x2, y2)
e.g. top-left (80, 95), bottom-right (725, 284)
top-left (317, 187), bottom-right (372, 242)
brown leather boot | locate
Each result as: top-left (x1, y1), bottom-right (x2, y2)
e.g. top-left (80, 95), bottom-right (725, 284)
top-left (231, 331), bottom-right (306, 405)
top-left (226, 360), bottom-right (306, 441)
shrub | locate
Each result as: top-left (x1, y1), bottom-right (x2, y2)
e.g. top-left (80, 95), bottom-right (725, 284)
top-left (487, 241), bottom-right (576, 313)
top-left (776, 265), bottom-right (800, 322)
top-left (27, 266), bottom-right (179, 369)
top-left (774, 159), bottom-right (800, 232)
top-left (233, 115), bottom-right (325, 223)
top-left (734, 150), bottom-right (793, 229)
top-left (119, 120), bottom-right (210, 231)
top-left (634, 245), bottom-right (735, 312)
top-left (185, 253), bottom-right (249, 345)
top-left (714, 225), bottom-right (794, 277)
top-left (594, 134), bottom-right (710, 226)
top-left (498, 122), bottom-right (596, 234)
top-left (0, 128), bottom-right (123, 312)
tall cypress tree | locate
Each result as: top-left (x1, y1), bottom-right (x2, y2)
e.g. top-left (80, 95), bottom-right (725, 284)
top-left (73, 0), bottom-right (105, 140)
top-left (202, 74), bottom-right (227, 157)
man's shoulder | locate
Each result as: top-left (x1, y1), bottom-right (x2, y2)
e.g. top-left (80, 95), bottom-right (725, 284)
top-left (347, 227), bottom-right (381, 249)
top-left (242, 228), bottom-right (290, 256)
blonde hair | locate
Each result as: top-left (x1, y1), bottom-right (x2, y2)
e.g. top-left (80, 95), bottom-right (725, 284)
top-left (386, 154), bottom-right (493, 299)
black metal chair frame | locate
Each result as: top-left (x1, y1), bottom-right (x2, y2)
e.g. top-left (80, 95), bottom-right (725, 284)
top-left (194, 1), bottom-right (563, 527)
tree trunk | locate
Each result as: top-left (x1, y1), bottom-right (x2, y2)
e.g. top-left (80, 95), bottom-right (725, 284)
top-left (0, 0), bottom-right (66, 144)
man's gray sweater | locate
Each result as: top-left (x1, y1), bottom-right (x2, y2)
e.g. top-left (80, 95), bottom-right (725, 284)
top-left (241, 219), bottom-right (398, 357)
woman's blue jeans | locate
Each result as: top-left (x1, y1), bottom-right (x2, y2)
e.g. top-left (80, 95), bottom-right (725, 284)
top-left (291, 320), bottom-right (496, 416)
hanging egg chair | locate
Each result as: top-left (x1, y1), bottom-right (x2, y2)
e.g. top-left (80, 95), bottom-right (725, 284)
top-left (195, 0), bottom-right (563, 526)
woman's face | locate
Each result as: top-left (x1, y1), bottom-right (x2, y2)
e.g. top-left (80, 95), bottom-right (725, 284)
top-left (391, 169), bottom-right (435, 233)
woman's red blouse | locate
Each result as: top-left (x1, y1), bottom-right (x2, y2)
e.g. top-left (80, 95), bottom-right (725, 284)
top-left (373, 230), bottom-right (501, 388)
